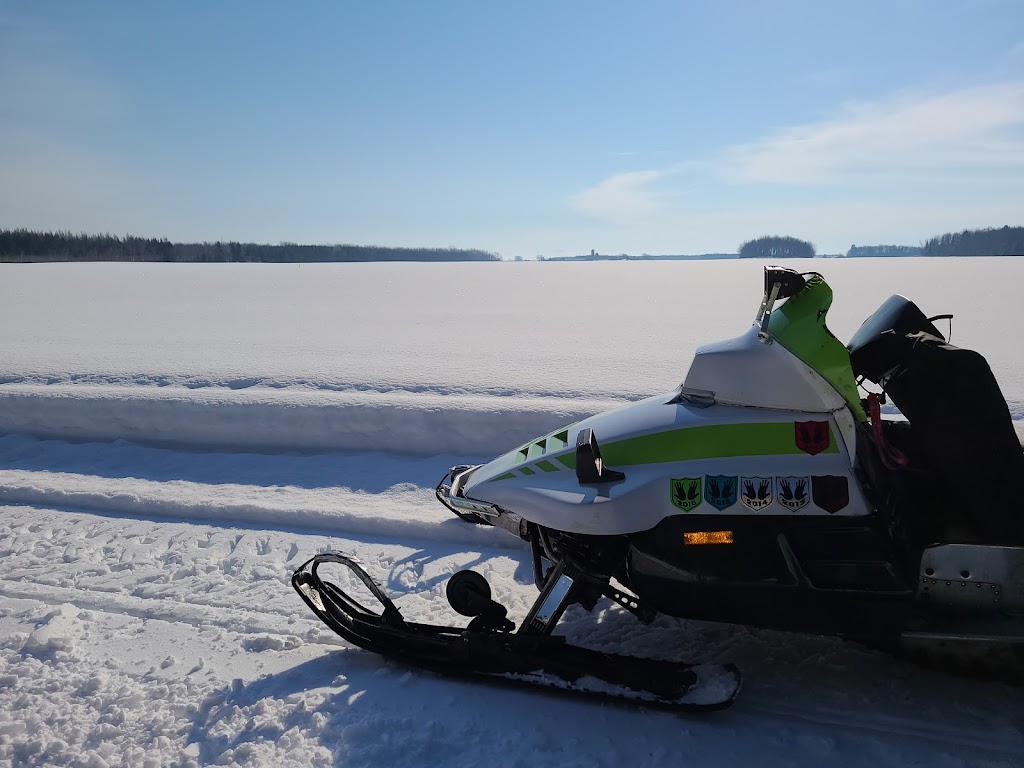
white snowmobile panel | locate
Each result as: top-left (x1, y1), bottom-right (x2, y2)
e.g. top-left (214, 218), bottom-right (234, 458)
top-left (684, 325), bottom-right (848, 413)
top-left (463, 401), bottom-right (870, 536)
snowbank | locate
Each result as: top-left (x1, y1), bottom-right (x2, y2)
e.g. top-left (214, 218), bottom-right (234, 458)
top-left (0, 383), bottom-right (620, 456)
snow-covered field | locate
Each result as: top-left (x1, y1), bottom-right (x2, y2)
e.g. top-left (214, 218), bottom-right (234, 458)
top-left (1, 259), bottom-right (1022, 767)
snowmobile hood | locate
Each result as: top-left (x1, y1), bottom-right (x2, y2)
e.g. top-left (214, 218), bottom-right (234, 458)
top-left (457, 391), bottom-right (864, 534)
top-left (453, 272), bottom-right (868, 535)
top-left (680, 276), bottom-right (863, 418)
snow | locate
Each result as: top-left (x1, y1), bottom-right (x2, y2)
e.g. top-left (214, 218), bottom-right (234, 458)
top-left (1, 259), bottom-right (1022, 767)
top-left (0, 383), bottom-right (614, 456)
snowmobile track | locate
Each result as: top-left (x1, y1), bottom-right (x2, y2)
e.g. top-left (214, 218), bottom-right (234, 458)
top-left (0, 578), bottom-right (337, 648)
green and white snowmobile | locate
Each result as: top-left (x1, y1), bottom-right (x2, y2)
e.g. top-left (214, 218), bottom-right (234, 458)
top-left (294, 266), bottom-right (1024, 710)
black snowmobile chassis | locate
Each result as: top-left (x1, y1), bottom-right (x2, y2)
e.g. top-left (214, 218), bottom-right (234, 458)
top-left (292, 552), bottom-right (741, 711)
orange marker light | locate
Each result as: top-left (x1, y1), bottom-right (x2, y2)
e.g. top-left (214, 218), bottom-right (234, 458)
top-left (683, 530), bottom-right (734, 545)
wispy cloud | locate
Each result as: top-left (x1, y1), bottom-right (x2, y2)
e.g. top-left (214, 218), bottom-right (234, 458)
top-left (569, 170), bottom-right (667, 223)
top-left (725, 82), bottom-right (1024, 185)
top-left (558, 81), bottom-right (1024, 255)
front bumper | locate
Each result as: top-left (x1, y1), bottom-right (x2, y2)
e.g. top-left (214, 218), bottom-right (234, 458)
top-left (436, 464), bottom-right (529, 538)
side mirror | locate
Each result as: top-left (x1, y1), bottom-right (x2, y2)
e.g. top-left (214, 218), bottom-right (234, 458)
top-left (755, 267), bottom-right (808, 341)
top-left (763, 266), bottom-right (806, 300)
top-left (575, 428), bottom-right (625, 485)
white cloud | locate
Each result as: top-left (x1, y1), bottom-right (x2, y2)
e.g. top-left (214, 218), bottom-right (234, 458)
top-left (726, 82), bottom-right (1024, 185)
top-left (568, 170), bottom-right (666, 223)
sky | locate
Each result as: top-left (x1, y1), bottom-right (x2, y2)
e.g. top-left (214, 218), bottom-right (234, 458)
top-left (1, 1), bottom-right (1023, 258)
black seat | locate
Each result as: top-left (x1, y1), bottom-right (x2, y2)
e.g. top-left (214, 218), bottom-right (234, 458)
top-left (848, 294), bottom-right (943, 383)
top-left (849, 296), bottom-right (1023, 543)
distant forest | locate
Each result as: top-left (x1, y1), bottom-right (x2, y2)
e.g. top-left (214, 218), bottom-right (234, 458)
top-left (2, 225), bottom-right (1021, 263)
top-left (739, 235), bottom-right (816, 259)
top-left (0, 229), bottom-right (500, 263)
top-left (919, 226), bottom-right (1024, 257)
top-left (846, 244), bottom-right (921, 257)
top-left (540, 253), bottom-right (735, 261)
top-left (848, 227), bottom-right (1024, 257)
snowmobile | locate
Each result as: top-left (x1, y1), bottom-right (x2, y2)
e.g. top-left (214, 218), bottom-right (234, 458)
top-left (294, 266), bottom-right (1024, 710)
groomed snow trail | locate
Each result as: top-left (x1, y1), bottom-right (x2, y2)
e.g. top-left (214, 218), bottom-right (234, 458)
top-left (1, 436), bottom-right (1022, 768)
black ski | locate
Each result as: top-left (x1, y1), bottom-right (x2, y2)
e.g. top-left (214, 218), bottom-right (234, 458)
top-left (292, 553), bottom-right (741, 711)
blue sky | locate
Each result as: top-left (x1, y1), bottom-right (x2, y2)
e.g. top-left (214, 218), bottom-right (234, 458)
top-left (2, 1), bottom-right (1022, 257)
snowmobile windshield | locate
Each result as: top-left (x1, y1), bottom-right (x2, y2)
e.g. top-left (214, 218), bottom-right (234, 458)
top-left (766, 275), bottom-right (866, 421)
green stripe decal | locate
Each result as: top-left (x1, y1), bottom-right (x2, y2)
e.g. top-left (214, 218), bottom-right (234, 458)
top-left (536, 460), bottom-right (559, 473)
top-left (555, 422), bottom-right (836, 469)
top-left (493, 472), bottom-right (517, 481)
top-left (519, 467), bottom-right (536, 476)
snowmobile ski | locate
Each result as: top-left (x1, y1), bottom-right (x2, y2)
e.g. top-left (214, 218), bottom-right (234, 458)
top-left (292, 553), bottom-right (741, 711)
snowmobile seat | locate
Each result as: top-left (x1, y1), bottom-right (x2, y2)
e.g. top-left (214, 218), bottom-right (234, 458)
top-left (847, 294), bottom-right (943, 383)
top-left (855, 326), bottom-right (1024, 544)
top-left (849, 295), bottom-right (1023, 543)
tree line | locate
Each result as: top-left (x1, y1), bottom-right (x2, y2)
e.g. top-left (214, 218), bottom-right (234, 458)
top-left (739, 226), bottom-right (1023, 260)
top-left (4, 226), bottom-right (1020, 263)
top-left (738, 235), bottom-right (816, 259)
top-left (0, 229), bottom-right (500, 263)
top-left (919, 226), bottom-right (1024, 257)
top-left (846, 244), bottom-right (920, 257)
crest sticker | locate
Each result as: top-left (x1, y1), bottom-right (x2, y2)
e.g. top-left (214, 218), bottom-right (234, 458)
top-left (776, 476), bottom-right (810, 511)
top-left (740, 476), bottom-right (774, 511)
top-left (795, 420), bottom-right (830, 455)
top-left (812, 475), bottom-right (849, 514)
top-left (670, 478), bottom-right (702, 512)
top-left (705, 475), bottom-right (738, 511)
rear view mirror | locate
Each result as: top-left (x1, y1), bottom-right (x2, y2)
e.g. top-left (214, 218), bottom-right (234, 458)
top-left (755, 267), bottom-right (808, 339)
top-left (764, 267), bottom-right (806, 300)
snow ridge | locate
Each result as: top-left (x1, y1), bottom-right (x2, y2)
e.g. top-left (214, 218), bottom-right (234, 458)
top-left (3, 381), bottom-right (1019, 460)
top-left (0, 468), bottom-right (513, 549)
top-left (0, 382), bottom-right (622, 456)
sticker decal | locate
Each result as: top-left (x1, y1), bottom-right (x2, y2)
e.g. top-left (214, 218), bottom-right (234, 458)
top-left (812, 475), bottom-right (849, 514)
top-left (670, 478), bottom-right (702, 512)
top-left (705, 475), bottom-right (738, 511)
top-left (795, 420), bottom-right (830, 455)
top-left (740, 476), bottom-right (774, 511)
top-left (776, 476), bottom-right (810, 511)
